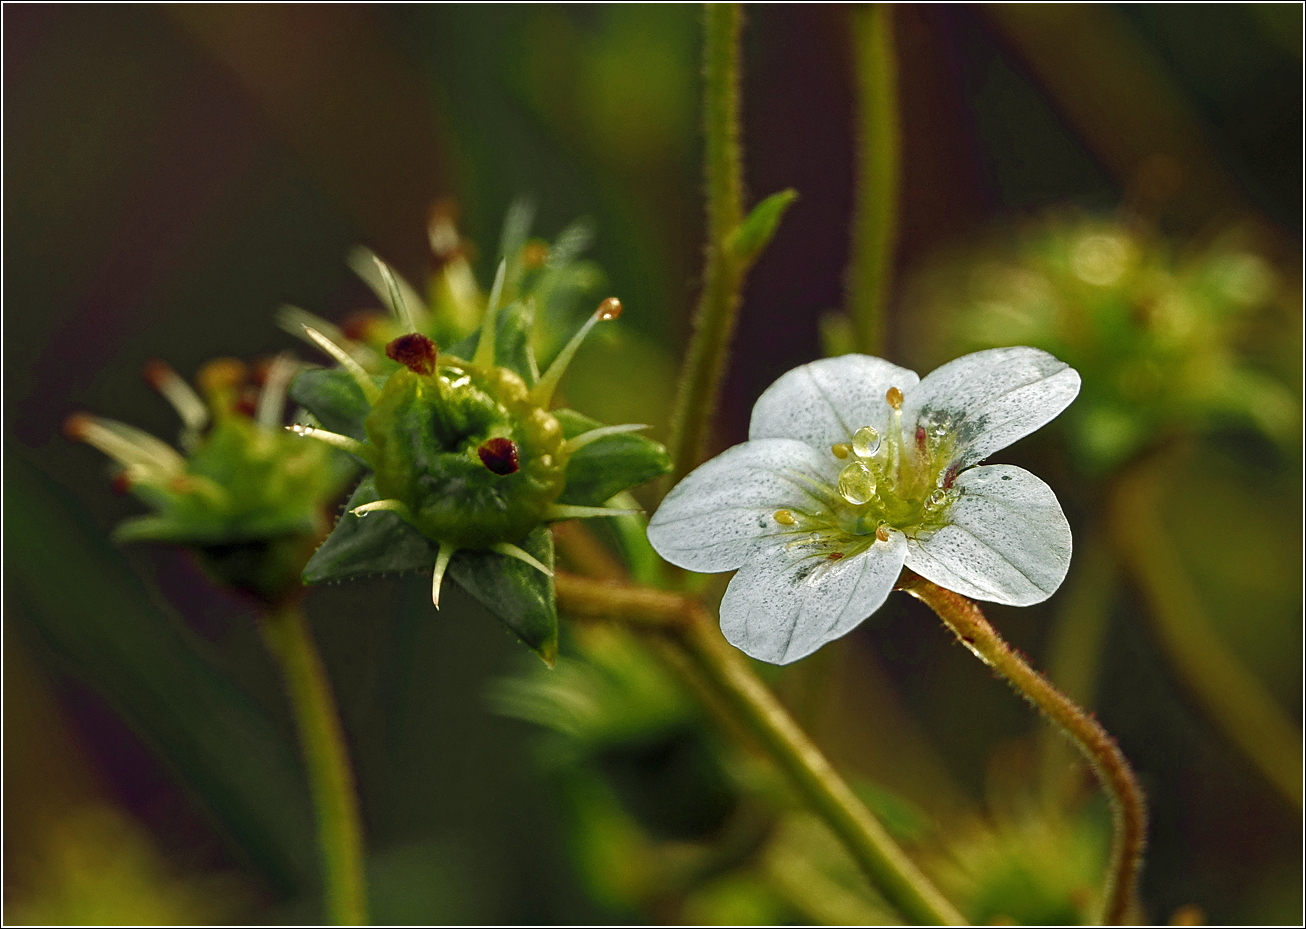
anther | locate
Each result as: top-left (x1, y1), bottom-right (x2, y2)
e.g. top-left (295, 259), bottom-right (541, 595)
top-left (831, 443), bottom-right (851, 460)
top-left (773, 509), bottom-right (797, 526)
top-left (597, 296), bottom-right (622, 320)
top-left (522, 241), bottom-right (549, 269)
top-left (875, 524), bottom-right (891, 543)
top-left (885, 386), bottom-right (903, 410)
top-left (478, 437), bottom-right (520, 475)
top-left (386, 333), bottom-right (439, 375)
top-left (915, 425), bottom-right (927, 452)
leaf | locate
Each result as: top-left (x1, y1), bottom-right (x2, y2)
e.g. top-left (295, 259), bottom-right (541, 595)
top-left (727, 189), bottom-right (798, 269)
top-left (6, 452), bottom-right (317, 893)
top-left (552, 409), bottom-right (671, 506)
top-left (303, 478), bottom-right (558, 665)
top-left (445, 300), bottom-right (538, 385)
top-left (448, 527), bottom-right (558, 666)
top-left (288, 368), bottom-right (380, 442)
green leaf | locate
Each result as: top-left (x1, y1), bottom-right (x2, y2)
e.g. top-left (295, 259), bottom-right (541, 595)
top-left (553, 409), bottom-right (671, 506)
top-left (446, 300), bottom-right (538, 385)
top-left (289, 369), bottom-right (379, 442)
top-left (303, 478), bottom-right (558, 664)
top-left (448, 527), bottom-right (557, 666)
top-left (727, 188), bottom-right (798, 269)
top-left (6, 451), bottom-right (317, 893)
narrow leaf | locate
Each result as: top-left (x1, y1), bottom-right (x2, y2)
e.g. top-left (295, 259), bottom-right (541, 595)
top-left (727, 188), bottom-right (798, 269)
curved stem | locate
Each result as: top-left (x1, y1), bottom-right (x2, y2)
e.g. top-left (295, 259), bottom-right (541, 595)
top-left (555, 572), bottom-right (966, 926)
top-left (260, 603), bottom-right (368, 925)
top-left (847, 3), bottom-right (901, 356)
top-left (666, 2), bottom-right (745, 489)
top-left (898, 573), bottom-right (1146, 925)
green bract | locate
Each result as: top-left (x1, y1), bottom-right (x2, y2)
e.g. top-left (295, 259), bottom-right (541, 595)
top-left (288, 227), bottom-right (671, 664)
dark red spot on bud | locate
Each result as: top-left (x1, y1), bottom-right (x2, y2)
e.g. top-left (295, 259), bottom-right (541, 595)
top-left (478, 437), bottom-right (519, 475)
top-left (111, 472), bottom-right (133, 495)
top-left (386, 333), bottom-right (438, 375)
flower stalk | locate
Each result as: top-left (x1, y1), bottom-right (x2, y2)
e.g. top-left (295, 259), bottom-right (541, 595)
top-left (259, 603), bottom-right (368, 925)
top-left (898, 571), bottom-right (1146, 925)
top-left (667, 2), bottom-right (745, 488)
top-left (554, 571), bottom-right (966, 927)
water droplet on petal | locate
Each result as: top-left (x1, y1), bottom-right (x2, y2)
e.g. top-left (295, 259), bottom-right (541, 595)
top-left (851, 426), bottom-right (880, 457)
top-left (926, 489), bottom-right (948, 510)
top-left (838, 461), bottom-right (876, 505)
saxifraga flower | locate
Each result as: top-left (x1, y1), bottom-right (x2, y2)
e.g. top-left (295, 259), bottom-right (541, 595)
top-left (647, 348), bottom-right (1081, 664)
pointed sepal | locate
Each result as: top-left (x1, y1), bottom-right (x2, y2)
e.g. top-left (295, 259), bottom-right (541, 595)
top-left (553, 409), bottom-right (671, 506)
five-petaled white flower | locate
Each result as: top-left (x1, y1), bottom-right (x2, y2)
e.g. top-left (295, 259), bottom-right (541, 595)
top-left (647, 348), bottom-right (1081, 664)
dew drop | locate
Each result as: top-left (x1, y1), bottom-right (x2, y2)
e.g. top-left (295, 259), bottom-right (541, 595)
top-left (355, 509), bottom-right (369, 518)
top-left (837, 460), bottom-right (877, 505)
top-left (851, 426), bottom-right (880, 458)
top-left (926, 489), bottom-right (948, 510)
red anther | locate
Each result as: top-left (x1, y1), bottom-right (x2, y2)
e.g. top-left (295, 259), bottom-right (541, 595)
top-left (63, 412), bottom-right (93, 440)
top-left (142, 359), bottom-right (175, 389)
top-left (234, 390), bottom-right (259, 418)
top-left (827, 552), bottom-right (844, 561)
top-left (916, 425), bottom-right (927, 451)
top-left (477, 437), bottom-right (520, 475)
top-left (597, 297), bottom-right (622, 320)
top-left (250, 357), bottom-right (274, 386)
top-left (111, 472), bottom-right (133, 495)
top-left (942, 462), bottom-right (959, 490)
top-left (386, 333), bottom-right (438, 376)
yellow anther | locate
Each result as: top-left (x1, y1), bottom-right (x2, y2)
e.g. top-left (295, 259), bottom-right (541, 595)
top-left (885, 386), bottom-right (903, 410)
top-left (875, 524), bottom-right (892, 543)
top-left (773, 509), bottom-right (797, 526)
top-left (831, 443), bottom-right (851, 459)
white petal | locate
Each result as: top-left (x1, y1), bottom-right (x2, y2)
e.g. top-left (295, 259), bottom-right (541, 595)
top-left (904, 465), bottom-right (1071, 606)
top-left (904, 347), bottom-right (1080, 467)
top-left (719, 532), bottom-right (907, 665)
top-left (647, 439), bottom-right (837, 573)
top-left (749, 354), bottom-right (920, 448)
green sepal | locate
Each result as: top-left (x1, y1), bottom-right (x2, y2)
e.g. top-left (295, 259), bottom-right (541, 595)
top-left (727, 188), bottom-right (798, 269)
top-left (288, 368), bottom-right (382, 442)
top-left (446, 300), bottom-right (538, 385)
top-left (553, 409), bottom-right (672, 506)
top-left (303, 477), bottom-right (558, 665)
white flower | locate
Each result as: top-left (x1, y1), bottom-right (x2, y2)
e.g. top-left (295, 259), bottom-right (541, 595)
top-left (647, 348), bottom-right (1081, 664)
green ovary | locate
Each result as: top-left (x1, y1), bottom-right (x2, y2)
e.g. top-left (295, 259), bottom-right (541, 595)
top-left (365, 364), bottom-right (566, 548)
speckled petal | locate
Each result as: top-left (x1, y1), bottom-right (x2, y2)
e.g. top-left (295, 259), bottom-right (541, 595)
top-left (749, 354), bottom-right (920, 449)
top-left (904, 347), bottom-right (1080, 468)
top-left (904, 464), bottom-right (1071, 606)
top-left (719, 531), bottom-right (907, 664)
top-left (647, 439), bottom-right (837, 573)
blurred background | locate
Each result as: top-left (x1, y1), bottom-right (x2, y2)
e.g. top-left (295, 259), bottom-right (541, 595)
top-left (5, 4), bottom-right (1301, 925)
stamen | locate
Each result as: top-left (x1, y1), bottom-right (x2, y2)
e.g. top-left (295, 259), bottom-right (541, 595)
top-left (477, 437), bottom-right (520, 475)
top-left (530, 297), bottom-right (623, 408)
top-left (143, 360), bottom-right (209, 433)
top-left (560, 423), bottom-right (649, 456)
top-left (431, 543), bottom-right (455, 609)
top-left (255, 354), bottom-right (298, 431)
top-left (385, 333), bottom-right (438, 376)
top-left (875, 524), bottom-right (892, 543)
top-left (65, 414), bottom-right (186, 478)
top-left (837, 460), bottom-right (877, 506)
top-left (351, 498), bottom-right (414, 521)
top-left (287, 423), bottom-right (373, 462)
top-left (885, 386), bottom-right (903, 410)
top-left (773, 508), bottom-right (798, 526)
top-left (472, 259), bottom-right (508, 370)
top-left (851, 425), bottom-right (880, 458)
top-left (490, 542), bottom-right (554, 577)
top-left (302, 326), bottom-right (381, 405)
top-left (831, 443), bottom-right (851, 459)
top-left (545, 502), bottom-right (642, 522)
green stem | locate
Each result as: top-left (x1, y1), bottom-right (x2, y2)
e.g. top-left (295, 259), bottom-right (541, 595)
top-left (847, 4), bottom-right (901, 356)
top-left (554, 572), bottom-right (966, 926)
top-left (260, 603), bottom-right (368, 925)
top-left (1109, 451), bottom-right (1303, 810)
top-left (899, 573), bottom-right (1146, 926)
top-left (667, 2), bottom-right (745, 488)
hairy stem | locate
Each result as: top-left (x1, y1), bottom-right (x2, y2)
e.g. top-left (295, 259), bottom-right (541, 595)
top-left (555, 572), bottom-right (966, 926)
top-left (1109, 450), bottom-right (1303, 809)
top-left (667, 3), bottom-right (745, 489)
top-left (899, 572), bottom-right (1146, 925)
top-left (847, 3), bottom-right (901, 356)
top-left (260, 604), bottom-right (368, 925)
